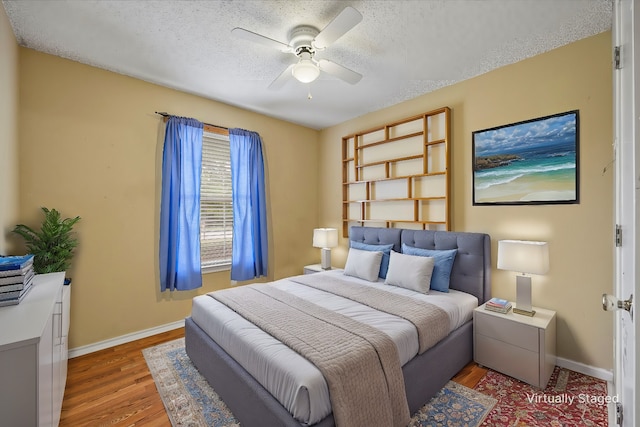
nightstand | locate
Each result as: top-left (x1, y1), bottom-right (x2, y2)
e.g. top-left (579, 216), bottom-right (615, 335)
top-left (303, 264), bottom-right (334, 274)
top-left (473, 303), bottom-right (556, 389)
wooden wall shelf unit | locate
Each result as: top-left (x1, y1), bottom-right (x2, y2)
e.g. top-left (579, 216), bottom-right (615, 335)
top-left (342, 107), bottom-right (451, 236)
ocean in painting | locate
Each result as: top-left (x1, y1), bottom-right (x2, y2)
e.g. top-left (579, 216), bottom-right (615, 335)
top-left (474, 140), bottom-right (577, 203)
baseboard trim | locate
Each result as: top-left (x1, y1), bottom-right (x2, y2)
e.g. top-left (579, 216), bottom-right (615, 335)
top-left (556, 356), bottom-right (613, 382)
top-left (68, 319), bottom-right (185, 358)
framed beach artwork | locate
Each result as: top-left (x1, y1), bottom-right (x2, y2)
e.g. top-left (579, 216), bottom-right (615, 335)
top-left (472, 110), bottom-right (579, 205)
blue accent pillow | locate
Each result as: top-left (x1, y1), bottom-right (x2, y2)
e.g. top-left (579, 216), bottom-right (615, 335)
top-left (350, 241), bottom-right (394, 278)
top-left (401, 243), bottom-right (458, 292)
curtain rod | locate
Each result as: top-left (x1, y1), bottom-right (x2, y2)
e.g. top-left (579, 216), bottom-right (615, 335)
top-left (154, 111), bottom-right (229, 131)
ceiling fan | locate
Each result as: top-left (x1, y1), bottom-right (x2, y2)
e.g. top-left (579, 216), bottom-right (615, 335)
top-left (231, 6), bottom-right (363, 89)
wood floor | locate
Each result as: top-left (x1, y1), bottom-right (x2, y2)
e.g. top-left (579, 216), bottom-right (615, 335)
top-left (60, 328), bottom-right (184, 427)
top-left (60, 327), bottom-right (489, 426)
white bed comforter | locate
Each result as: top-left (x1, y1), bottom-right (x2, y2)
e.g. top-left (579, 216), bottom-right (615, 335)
top-left (190, 269), bottom-right (478, 425)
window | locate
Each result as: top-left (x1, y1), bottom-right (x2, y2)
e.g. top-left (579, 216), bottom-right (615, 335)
top-left (200, 131), bottom-right (232, 271)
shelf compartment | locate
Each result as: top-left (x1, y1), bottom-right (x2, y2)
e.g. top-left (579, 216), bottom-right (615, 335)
top-left (357, 131), bottom-right (424, 150)
top-left (342, 171), bottom-right (446, 186)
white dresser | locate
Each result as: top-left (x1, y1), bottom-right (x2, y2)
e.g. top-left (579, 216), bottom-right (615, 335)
top-left (474, 303), bottom-right (556, 389)
top-left (0, 272), bottom-right (70, 426)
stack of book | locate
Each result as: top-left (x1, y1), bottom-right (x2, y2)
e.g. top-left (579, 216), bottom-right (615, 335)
top-left (0, 255), bottom-right (35, 307)
top-left (485, 297), bottom-right (512, 314)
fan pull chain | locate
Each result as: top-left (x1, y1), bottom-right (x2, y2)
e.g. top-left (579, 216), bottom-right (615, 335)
top-left (307, 87), bottom-right (313, 100)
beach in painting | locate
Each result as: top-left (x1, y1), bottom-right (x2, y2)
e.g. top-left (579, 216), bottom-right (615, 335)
top-left (473, 112), bottom-right (577, 204)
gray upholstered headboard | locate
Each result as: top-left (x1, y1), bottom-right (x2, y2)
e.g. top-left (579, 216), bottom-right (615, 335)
top-left (349, 226), bottom-right (491, 304)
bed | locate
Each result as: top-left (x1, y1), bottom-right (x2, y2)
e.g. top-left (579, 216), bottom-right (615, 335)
top-left (185, 226), bottom-right (491, 426)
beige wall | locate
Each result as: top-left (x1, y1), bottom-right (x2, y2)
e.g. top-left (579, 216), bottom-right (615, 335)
top-left (7, 27), bottom-right (614, 369)
top-left (319, 32), bottom-right (614, 370)
top-left (17, 48), bottom-right (320, 348)
top-left (0, 8), bottom-right (19, 255)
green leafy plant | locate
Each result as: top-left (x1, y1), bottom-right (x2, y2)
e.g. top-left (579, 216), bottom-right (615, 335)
top-left (12, 207), bottom-right (81, 274)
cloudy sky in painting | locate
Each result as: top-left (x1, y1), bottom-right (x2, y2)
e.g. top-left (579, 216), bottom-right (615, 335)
top-left (473, 112), bottom-right (577, 156)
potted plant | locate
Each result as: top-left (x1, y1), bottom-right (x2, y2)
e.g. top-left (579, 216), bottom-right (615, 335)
top-left (12, 207), bottom-right (81, 283)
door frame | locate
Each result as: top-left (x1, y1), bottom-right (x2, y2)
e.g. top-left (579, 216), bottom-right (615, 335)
top-left (613, 0), bottom-right (638, 426)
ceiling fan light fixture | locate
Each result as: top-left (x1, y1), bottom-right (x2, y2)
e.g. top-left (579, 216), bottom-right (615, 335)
top-left (292, 59), bottom-right (320, 83)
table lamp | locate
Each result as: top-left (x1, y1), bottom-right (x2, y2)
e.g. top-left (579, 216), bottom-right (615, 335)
top-left (497, 240), bottom-right (549, 316)
top-left (313, 228), bottom-right (338, 270)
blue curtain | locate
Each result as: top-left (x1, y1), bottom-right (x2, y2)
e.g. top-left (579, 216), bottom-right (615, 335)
top-left (229, 128), bottom-right (268, 281)
top-left (159, 116), bottom-right (204, 291)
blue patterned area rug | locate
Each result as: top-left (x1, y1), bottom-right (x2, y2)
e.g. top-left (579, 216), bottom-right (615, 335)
top-left (143, 338), bottom-right (496, 427)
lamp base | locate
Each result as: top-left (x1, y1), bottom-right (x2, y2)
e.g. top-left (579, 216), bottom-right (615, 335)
top-left (515, 274), bottom-right (536, 317)
top-left (320, 248), bottom-right (332, 270)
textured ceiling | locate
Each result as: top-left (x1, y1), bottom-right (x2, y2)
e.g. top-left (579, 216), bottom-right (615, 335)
top-left (2, 0), bottom-right (612, 130)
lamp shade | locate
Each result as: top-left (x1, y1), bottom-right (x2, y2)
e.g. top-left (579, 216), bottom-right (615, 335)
top-left (313, 228), bottom-right (338, 249)
top-left (292, 59), bottom-right (320, 83)
top-left (497, 240), bottom-right (549, 275)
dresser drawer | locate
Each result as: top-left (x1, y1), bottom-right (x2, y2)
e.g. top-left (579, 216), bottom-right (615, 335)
top-left (475, 334), bottom-right (540, 386)
top-left (475, 311), bottom-right (539, 352)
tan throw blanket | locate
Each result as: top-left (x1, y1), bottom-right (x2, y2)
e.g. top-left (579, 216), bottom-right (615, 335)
top-left (291, 273), bottom-right (450, 354)
top-left (210, 284), bottom-right (410, 427)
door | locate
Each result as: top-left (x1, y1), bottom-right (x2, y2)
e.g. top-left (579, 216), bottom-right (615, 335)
top-left (613, 0), bottom-right (638, 425)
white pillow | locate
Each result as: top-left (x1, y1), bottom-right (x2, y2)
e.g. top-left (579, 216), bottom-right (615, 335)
top-left (343, 248), bottom-right (384, 282)
top-left (384, 250), bottom-right (435, 293)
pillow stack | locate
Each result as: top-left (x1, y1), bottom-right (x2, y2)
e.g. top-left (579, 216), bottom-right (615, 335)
top-left (342, 241), bottom-right (458, 294)
top-left (349, 241), bottom-right (394, 278)
top-left (401, 244), bottom-right (458, 293)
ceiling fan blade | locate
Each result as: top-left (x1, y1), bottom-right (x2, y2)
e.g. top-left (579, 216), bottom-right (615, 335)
top-left (231, 27), bottom-right (292, 52)
top-left (318, 59), bottom-right (362, 85)
top-left (313, 6), bottom-right (362, 49)
top-left (268, 64), bottom-right (295, 90)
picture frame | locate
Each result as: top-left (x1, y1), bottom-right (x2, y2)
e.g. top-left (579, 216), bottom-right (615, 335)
top-left (472, 110), bottom-right (579, 206)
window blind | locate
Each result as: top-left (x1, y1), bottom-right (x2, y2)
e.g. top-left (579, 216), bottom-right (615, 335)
top-left (200, 131), bottom-right (232, 270)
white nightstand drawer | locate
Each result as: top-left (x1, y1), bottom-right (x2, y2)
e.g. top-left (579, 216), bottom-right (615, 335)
top-left (475, 312), bottom-right (538, 353)
top-left (475, 335), bottom-right (540, 386)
